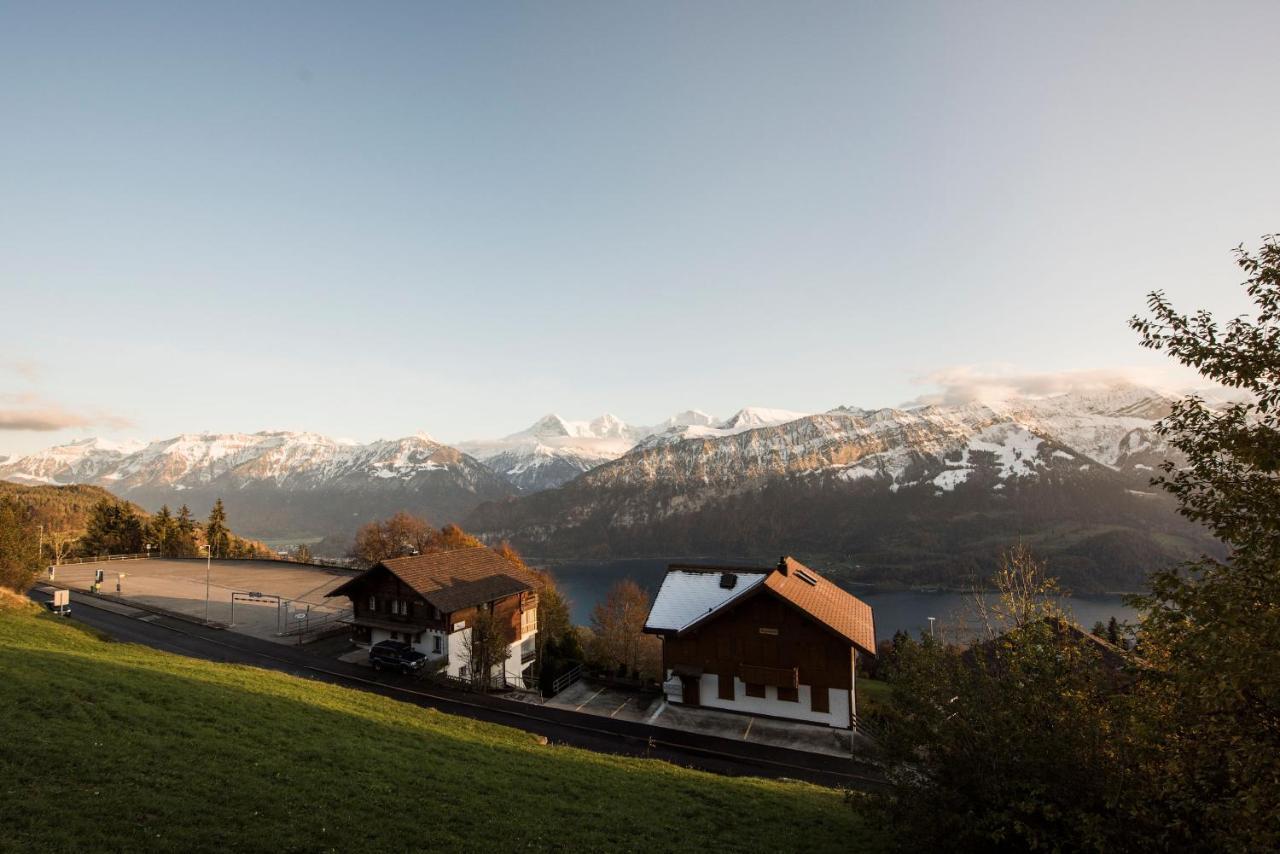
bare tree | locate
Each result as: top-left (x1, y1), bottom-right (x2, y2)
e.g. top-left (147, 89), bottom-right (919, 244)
top-left (462, 604), bottom-right (511, 690)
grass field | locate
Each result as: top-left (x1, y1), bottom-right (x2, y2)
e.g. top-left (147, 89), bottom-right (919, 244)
top-left (0, 595), bottom-right (883, 853)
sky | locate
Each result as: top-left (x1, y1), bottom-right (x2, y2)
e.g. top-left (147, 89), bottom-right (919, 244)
top-left (2, 1), bottom-right (1278, 456)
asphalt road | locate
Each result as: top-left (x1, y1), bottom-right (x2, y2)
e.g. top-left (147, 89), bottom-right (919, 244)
top-left (26, 587), bottom-right (885, 790)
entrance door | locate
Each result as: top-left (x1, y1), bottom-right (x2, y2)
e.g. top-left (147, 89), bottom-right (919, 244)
top-left (680, 675), bottom-right (700, 706)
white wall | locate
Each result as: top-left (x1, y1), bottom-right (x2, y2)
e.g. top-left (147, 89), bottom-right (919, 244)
top-left (674, 673), bottom-right (851, 729)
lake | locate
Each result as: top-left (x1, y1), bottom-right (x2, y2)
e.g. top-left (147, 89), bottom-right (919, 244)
top-left (537, 557), bottom-right (1138, 643)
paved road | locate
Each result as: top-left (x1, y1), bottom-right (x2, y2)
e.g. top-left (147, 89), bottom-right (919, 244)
top-left (26, 587), bottom-right (885, 790)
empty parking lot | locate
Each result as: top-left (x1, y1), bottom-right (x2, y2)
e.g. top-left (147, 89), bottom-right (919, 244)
top-left (49, 558), bottom-right (355, 643)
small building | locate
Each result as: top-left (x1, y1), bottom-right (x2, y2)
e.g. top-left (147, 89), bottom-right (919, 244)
top-left (326, 546), bottom-right (539, 685)
top-left (644, 556), bottom-right (875, 729)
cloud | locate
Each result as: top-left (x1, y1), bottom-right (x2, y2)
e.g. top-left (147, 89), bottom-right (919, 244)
top-left (0, 394), bottom-right (133, 432)
top-left (2, 359), bottom-right (43, 381)
top-left (902, 363), bottom-right (1219, 407)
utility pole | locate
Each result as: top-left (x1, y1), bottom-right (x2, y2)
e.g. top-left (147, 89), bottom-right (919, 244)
top-left (38, 524), bottom-right (43, 565)
top-left (202, 543), bottom-right (212, 624)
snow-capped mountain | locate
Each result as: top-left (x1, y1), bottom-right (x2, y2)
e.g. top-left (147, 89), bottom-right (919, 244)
top-left (466, 386), bottom-right (1214, 592)
top-left (458, 408), bottom-right (812, 492)
top-left (0, 431), bottom-right (513, 543)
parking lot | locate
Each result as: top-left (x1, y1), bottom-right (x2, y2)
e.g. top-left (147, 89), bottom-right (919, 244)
top-left (48, 558), bottom-right (354, 643)
top-left (542, 680), bottom-right (864, 757)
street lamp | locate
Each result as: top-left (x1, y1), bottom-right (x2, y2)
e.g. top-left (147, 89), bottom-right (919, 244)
top-left (201, 543), bottom-right (212, 624)
top-left (927, 616), bottom-right (937, 639)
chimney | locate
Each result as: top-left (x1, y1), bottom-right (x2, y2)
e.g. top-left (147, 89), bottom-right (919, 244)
top-left (777, 556), bottom-right (788, 575)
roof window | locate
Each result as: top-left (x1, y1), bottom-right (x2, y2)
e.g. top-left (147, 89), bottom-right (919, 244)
top-left (795, 569), bottom-right (818, 586)
top-left (718, 573), bottom-right (737, 589)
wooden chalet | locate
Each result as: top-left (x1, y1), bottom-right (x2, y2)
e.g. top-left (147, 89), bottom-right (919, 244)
top-left (326, 546), bottom-right (540, 684)
top-left (644, 556), bottom-right (875, 729)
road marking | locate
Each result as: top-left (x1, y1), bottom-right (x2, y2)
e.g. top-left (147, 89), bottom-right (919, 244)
top-left (644, 699), bottom-right (668, 725)
top-left (575, 687), bottom-right (605, 711)
top-left (609, 698), bottom-right (629, 718)
top-left (742, 718), bottom-right (755, 740)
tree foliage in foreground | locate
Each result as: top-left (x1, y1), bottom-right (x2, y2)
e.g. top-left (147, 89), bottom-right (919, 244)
top-left (872, 547), bottom-right (1133, 851)
top-left (1125, 235), bottom-right (1280, 848)
top-left (873, 237), bottom-right (1280, 851)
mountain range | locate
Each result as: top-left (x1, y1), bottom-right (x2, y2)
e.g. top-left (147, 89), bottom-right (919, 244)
top-left (0, 388), bottom-right (1221, 590)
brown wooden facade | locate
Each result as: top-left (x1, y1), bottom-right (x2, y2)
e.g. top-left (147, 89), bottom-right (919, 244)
top-left (656, 588), bottom-right (857, 721)
top-left (341, 564), bottom-right (537, 646)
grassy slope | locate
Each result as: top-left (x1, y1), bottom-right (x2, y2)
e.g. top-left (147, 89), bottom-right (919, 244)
top-left (0, 599), bottom-right (882, 853)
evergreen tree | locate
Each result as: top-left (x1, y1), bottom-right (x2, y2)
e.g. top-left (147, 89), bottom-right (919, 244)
top-left (149, 505), bottom-right (176, 557)
top-left (81, 499), bottom-right (144, 556)
top-left (205, 498), bottom-right (230, 559)
top-left (1105, 616), bottom-right (1121, 647)
top-left (173, 505), bottom-right (197, 557)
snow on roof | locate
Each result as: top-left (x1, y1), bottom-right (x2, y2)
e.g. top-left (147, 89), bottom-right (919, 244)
top-left (644, 568), bottom-right (769, 632)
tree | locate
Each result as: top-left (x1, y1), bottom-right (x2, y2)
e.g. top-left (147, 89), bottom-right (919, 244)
top-left (172, 505), bottom-right (198, 557)
top-left (149, 505), bottom-right (176, 557)
top-left (81, 499), bottom-right (144, 556)
top-left (462, 604), bottom-right (511, 690)
top-left (205, 499), bottom-right (230, 559)
top-left (350, 514), bottom-right (484, 566)
top-left (294, 544), bottom-right (313, 563)
top-left (0, 498), bottom-right (41, 591)
top-left (1126, 234), bottom-right (1280, 848)
top-left (873, 547), bottom-right (1131, 851)
top-left (588, 579), bottom-right (651, 678)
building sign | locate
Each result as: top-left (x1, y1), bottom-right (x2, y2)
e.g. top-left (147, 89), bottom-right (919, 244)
top-left (759, 627), bottom-right (779, 636)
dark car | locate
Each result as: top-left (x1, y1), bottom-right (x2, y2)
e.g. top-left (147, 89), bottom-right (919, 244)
top-left (369, 640), bottom-right (427, 674)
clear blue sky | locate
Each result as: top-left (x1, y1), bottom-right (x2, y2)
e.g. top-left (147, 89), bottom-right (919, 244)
top-left (2, 1), bottom-right (1277, 455)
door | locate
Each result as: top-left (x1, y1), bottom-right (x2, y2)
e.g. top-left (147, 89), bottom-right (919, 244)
top-left (680, 674), bottom-right (700, 706)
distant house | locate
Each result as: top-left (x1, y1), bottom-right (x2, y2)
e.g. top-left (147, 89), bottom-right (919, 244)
top-left (644, 556), bottom-right (875, 729)
top-left (326, 547), bottom-right (539, 685)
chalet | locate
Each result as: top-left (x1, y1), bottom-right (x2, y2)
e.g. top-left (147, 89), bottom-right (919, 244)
top-left (326, 546), bottom-right (539, 685)
top-left (644, 556), bottom-right (875, 729)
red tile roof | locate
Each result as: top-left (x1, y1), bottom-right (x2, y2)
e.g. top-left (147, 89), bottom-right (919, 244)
top-left (763, 557), bottom-right (876, 655)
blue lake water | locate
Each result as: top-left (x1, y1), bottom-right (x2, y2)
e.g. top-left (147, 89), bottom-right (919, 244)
top-left (537, 557), bottom-right (1138, 642)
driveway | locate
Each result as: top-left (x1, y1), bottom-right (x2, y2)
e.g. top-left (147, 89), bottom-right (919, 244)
top-left (543, 679), bottom-right (869, 758)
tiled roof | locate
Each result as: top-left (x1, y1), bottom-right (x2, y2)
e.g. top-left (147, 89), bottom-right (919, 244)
top-left (646, 556), bottom-right (876, 656)
top-left (328, 546), bottom-right (538, 614)
top-left (764, 557), bottom-right (876, 656)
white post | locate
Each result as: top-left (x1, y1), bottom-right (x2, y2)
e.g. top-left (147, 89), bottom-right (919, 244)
top-left (928, 616), bottom-right (936, 639)
top-left (203, 544), bottom-right (212, 624)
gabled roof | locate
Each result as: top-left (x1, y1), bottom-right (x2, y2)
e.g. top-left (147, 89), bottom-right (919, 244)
top-left (327, 546), bottom-right (538, 614)
top-left (644, 556), bottom-right (876, 656)
top-left (644, 566), bottom-right (770, 632)
top-left (765, 557), bottom-right (875, 656)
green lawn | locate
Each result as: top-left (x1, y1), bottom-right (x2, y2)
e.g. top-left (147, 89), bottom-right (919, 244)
top-left (856, 677), bottom-right (895, 717)
top-left (0, 597), bottom-right (883, 853)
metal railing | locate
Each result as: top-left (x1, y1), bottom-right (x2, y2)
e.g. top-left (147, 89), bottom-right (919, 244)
top-left (550, 663), bottom-right (582, 696)
top-left (51, 552), bottom-right (158, 566)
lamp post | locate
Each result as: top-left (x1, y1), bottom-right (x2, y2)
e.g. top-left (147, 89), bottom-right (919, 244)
top-left (928, 616), bottom-right (936, 640)
top-left (201, 543), bottom-right (212, 624)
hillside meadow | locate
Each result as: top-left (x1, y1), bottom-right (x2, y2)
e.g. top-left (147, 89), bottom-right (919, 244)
top-left (0, 594), bottom-right (882, 853)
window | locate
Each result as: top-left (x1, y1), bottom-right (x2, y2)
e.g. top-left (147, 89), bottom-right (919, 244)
top-left (367, 595), bottom-right (376, 611)
top-left (433, 635), bottom-right (442, 654)
top-left (811, 687), bottom-right (829, 713)
top-left (745, 682), bottom-right (765, 698)
top-left (413, 633), bottom-right (422, 644)
top-left (390, 631), bottom-right (399, 641)
top-left (520, 608), bottom-right (537, 636)
top-left (777, 686), bottom-right (798, 702)
top-left (717, 673), bottom-right (734, 701)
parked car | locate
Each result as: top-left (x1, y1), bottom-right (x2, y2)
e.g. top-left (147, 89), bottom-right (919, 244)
top-left (369, 640), bottom-right (427, 674)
